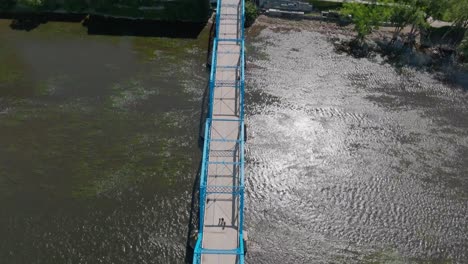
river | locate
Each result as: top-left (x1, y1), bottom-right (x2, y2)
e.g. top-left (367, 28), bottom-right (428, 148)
top-left (245, 17), bottom-right (468, 264)
top-left (0, 18), bottom-right (207, 263)
top-left (0, 16), bottom-right (467, 264)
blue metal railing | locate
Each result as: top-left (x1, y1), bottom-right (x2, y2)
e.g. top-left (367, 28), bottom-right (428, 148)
top-left (198, 118), bottom-right (211, 233)
top-left (208, 0), bottom-right (222, 118)
top-left (208, 39), bottom-right (218, 117)
top-left (193, 0), bottom-right (246, 261)
top-left (214, 0), bottom-right (222, 41)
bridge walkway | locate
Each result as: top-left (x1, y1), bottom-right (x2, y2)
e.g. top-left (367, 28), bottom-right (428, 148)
top-left (193, 0), bottom-right (246, 262)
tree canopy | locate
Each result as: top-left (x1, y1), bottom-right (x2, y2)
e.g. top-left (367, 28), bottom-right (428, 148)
top-left (341, 0), bottom-right (468, 47)
top-left (341, 0), bottom-right (393, 41)
top-left (445, 0), bottom-right (468, 30)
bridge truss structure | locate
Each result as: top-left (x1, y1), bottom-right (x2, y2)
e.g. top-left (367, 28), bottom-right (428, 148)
top-left (192, 0), bottom-right (246, 262)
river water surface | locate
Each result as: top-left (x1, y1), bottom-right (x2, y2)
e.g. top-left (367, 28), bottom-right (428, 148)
top-left (0, 18), bottom-right (207, 263)
top-left (0, 17), bottom-right (467, 264)
top-left (244, 19), bottom-right (468, 264)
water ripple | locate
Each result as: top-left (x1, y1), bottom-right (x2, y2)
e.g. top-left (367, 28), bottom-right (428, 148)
top-left (245, 27), bottom-right (468, 264)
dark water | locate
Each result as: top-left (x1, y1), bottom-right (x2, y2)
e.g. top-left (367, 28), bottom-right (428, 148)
top-left (0, 19), bottom-right (208, 263)
top-left (1, 18), bottom-right (468, 264)
top-left (245, 26), bottom-right (468, 264)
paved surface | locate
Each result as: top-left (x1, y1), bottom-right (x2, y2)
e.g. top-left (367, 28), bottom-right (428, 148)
top-left (201, 0), bottom-right (242, 263)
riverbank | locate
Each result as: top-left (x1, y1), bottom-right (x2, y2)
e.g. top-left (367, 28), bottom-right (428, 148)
top-left (249, 15), bottom-right (468, 91)
top-left (0, 0), bottom-right (210, 22)
top-left (0, 12), bottom-right (207, 38)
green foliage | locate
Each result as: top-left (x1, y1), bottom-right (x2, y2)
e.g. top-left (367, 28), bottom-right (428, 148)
top-left (19, 0), bottom-right (43, 8)
top-left (390, 0), bottom-right (427, 29)
top-left (341, 0), bottom-right (392, 40)
top-left (445, 0), bottom-right (468, 29)
top-left (245, 0), bottom-right (258, 28)
top-left (389, 0), bottom-right (428, 46)
top-left (343, 0), bottom-right (451, 45)
top-left (62, 0), bottom-right (88, 12)
top-left (0, 0), bottom-right (209, 21)
top-left (393, 0), bottom-right (450, 20)
top-left (423, 0), bottom-right (450, 21)
top-left (0, 0), bottom-right (17, 10)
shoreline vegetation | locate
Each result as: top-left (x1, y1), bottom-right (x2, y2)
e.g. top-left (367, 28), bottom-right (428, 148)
top-left (249, 14), bottom-right (468, 90)
top-left (0, 0), bottom-right (260, 34)
top-left (0, 0), bottom-right (210, 22)
top-left (245, 0), bottom-right (259, 27)
top-left (1, 13), bottom-right (207, 38)
top-left (251, 0), bottom-right (467, 67)
top-left (320, 1), bottom-right (467, 65)
top-left (251, 0), bottom-right (468, 89)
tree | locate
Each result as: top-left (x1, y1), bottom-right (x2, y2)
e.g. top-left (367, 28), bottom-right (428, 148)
top-left (341, 0), bottom-right (393, 41)
top-left (437, 0), bottom-right (468, 46)
top-left (446, 0), bottom-right (468, 31)
top-left (389, 1), bottom-right (416, 43)
top-left (389, 0), bottom-right (427, 47)
top-left (423, 0), bottom-right (450, 21)
top-left (245, 0), bottom-right (258, 28)
top-left (20, 0), bottom-right (44, 8)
